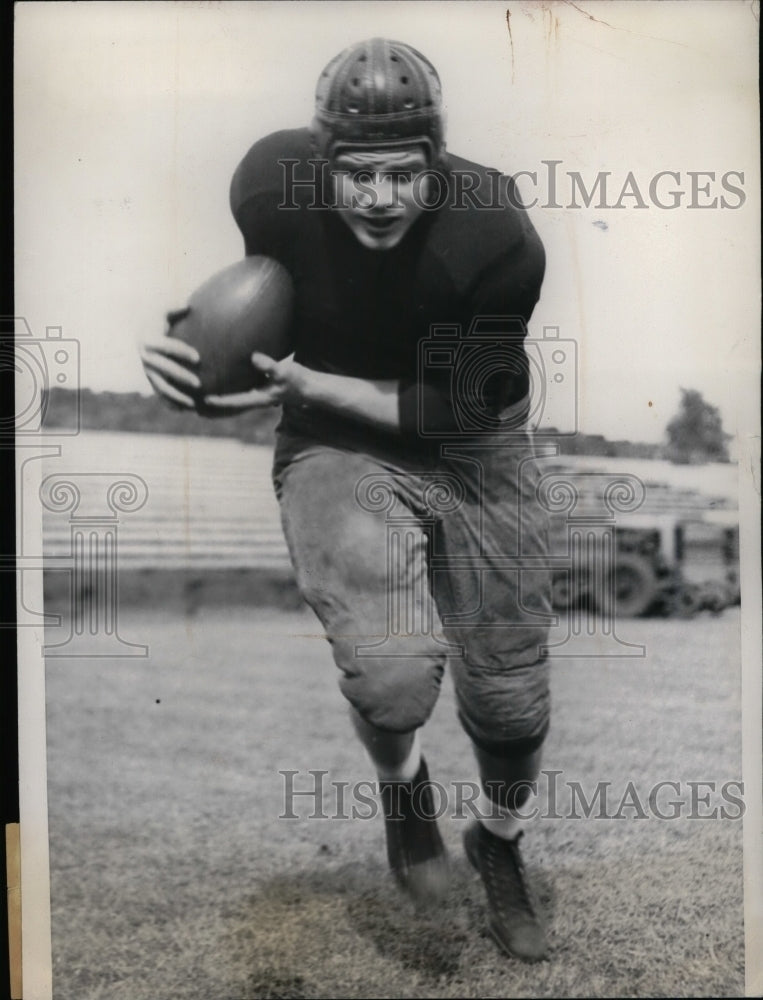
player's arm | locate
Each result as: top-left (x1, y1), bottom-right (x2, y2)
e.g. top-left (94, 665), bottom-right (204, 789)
top-left (470, 211), bottom-right (545, 321)
top-left (396, 208), bottom-right (546, 436)
top-left (294, 368), bottom-right (402, 432)
top-left (205, 352), bottom-right (403, 432)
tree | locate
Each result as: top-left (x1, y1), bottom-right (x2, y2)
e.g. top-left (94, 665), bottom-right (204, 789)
top-left (665, 388), bottom-right (731, 464)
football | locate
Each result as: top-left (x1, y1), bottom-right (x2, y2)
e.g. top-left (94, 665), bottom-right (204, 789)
top-left (169, 256), bottom-right (295, 399)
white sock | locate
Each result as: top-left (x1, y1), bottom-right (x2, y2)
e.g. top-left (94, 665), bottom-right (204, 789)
top-left (375, 730), bottom-right (422, 782)
top-left (475, 787), bottom-right (523, 841)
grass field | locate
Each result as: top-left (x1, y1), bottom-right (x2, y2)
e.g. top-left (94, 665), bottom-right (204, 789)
top-left (44, 605), bottom-right (744, 999)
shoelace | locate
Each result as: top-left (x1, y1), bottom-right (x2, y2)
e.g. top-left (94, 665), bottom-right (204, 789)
top-left (482, 831), bottom-right (536, 917)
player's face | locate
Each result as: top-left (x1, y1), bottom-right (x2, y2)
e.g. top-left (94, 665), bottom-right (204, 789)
top-left (331, 147), bottom-right (430, 251)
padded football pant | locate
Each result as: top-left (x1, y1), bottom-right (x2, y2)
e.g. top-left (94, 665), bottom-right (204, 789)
top-left (272, 419), bottom-right (552, 765)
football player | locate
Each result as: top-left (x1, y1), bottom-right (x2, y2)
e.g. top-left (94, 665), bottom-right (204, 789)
top-left (141, 37), bottom-right (552, 962)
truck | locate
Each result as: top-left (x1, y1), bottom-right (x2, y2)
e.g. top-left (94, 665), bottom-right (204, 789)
top-left (542, 462), bottom-right (739, 618)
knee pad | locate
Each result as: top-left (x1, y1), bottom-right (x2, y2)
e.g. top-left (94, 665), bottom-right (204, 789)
top-left (336, 641), bottom-right (447, 733)
top-left (455, 656), bottom-right (551, 756)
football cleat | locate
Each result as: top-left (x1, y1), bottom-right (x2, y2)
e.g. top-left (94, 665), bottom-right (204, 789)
top-left (379, 757), bottom-right (449, 907)
top-left (463, 821), bottom-right (548, 962)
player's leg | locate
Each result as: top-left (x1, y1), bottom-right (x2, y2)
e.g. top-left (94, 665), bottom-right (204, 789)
top-left (349, 705), bottom-right (449, 906)
top-left (348, 706), bottom-right (419, 780)
top-left (435, 436), bottom-right (553, 959)
top-left (451, 654), bottom-right (551, 962)
top-left (471, 744), bottom-right (544, 840)
top-left (273, 438), bottom-right (449, 904)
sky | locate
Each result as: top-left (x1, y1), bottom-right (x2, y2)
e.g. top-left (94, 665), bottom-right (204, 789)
top-left (14, 0), bottom-right (760, 444)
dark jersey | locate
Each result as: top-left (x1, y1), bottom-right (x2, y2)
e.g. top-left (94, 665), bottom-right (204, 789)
top-left (229, 128), bottom-right (545, 447)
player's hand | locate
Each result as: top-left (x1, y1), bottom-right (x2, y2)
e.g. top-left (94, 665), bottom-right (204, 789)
top-left (202, 352), bottom-right (307, 416)
top-left (140, 308), bottom-right (201, 410)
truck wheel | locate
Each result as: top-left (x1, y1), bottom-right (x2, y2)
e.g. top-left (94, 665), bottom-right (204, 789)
top-left (698, 580), bottom-right (729, 614)
top-left (671, 584), bottom-right (702, 618)
top-left (597, 552), bottom-right (660, 618)
top-left (551, 573), bottom-right (576, 609)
